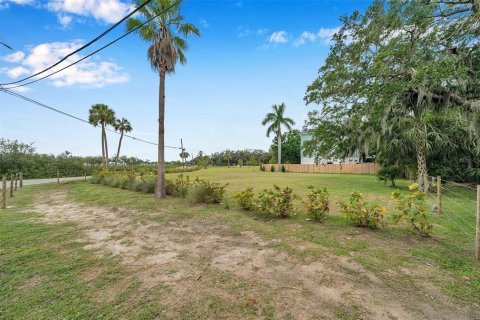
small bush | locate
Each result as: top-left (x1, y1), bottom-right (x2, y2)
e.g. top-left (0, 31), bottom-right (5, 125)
top-left (166, 174), bottom-right (191, 198)
top-left (133, 177), bottom-right (156, 193)
top-left (188, 178), bottom-right (228, 204)
top-left (260, 164), bottom-right (265, 171)
top-left (270, 165), bottom-right (275, 172)
top-left (103, 176), bottom-right (116, 187)
top-left (90, 175), bottom-right (103, 184)
top-left (234, 187), bottom-right (256, 210)
top-left (304, 185), bottom-right (329, 222)
top-left (378, 165), bottom-right (402, 187)
top-left (257, 185), bottom-right (298, 218)
top-left (391, 183), bottom-right (433, 237)
top-left (339, 191), bottom-right (386, 228)
top-left (281, 165), bottom-right (286, 173)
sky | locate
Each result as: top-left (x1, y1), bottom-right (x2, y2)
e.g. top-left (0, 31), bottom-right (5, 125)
top-left (0, 0), bottom-right (371, 161)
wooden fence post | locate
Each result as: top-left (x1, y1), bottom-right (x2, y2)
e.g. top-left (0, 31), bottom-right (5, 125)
top-left (14, 173), bottom-right (18, 191)
top-left (9, 175), bottom-right (14, 197)
top-left (437, 176), bottom-right (442, 215)
top-left (19, 172), bottom-right (23, 188)
top-left (2, 176), bottom-right (6, 209)
top-left (476, 185), bottom-right (480, 260)
top-left (57, 169), bottom-right (60, 184)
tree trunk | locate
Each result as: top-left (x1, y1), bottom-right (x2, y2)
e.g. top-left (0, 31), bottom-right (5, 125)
top-left (101, 123), bottom-right (106, 168)
top-left (155, 69), bottom-right (166, 199)
top-left (104, 126), bottom-right (109, 169)
top-left (415, 140), bottom-right (429, 193)
top-left (277, 130), bottom-right (282, 168)
top-left (115, 131), bottom-right (123, 170)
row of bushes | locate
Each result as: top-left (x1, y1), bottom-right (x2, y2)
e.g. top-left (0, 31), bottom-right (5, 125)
top-left (234, 183), bottom-right (433, 237)
top-left (259, 164), bottom-right (287, 172)
top-left (91, 171), bottom-right (227, 204)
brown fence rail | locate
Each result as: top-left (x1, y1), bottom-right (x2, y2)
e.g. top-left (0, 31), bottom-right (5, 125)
top-left (262, 163), bottom-right (380, 174)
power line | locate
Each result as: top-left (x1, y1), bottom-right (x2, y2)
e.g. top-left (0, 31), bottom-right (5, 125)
top-left (3, 0), bottom-right (182, 90)
top-left (0, 0), bottom-right (157, 86)
top-left (0, 87), bottom-right (181, 150)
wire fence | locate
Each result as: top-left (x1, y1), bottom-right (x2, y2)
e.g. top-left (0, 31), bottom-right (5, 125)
top-left (426, 176), bottom-right (478, 243)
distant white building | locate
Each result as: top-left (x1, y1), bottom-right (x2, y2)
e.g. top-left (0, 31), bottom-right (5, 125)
top-left (300, 132), bottom-right (362, 165)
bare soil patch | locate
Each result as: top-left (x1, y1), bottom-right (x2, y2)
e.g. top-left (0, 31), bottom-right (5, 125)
top-left (26, 190), bottom-right (468, 319)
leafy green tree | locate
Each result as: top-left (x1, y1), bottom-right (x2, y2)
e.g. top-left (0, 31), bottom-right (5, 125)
top-left (113, 118), bottom-right (133, 169)
top-left (270, 129), bottom-right (301, 164)
top-left (261, 103), bottom-right (295, 165)
top-left (88, 104), bottom-right (116, 168)
top-left (223, 151), bottom-right (232, 167)
top-left (127, 0), bottom-right (200, 199)
top-left (304, 0), bottom-right (479, 192)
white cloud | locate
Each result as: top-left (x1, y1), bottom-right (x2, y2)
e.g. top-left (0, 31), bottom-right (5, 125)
top-left (291, 27), bottom-right (341, 47)
top-left (10, 86), bottom-right (30, 93)
top-left (0, 0), bottom-right (33, 9)
top-left (6, 66), bottom-right (29, 78)
top-left (317, 27), bottom-right (340, 43)
top-left (57, 14), bottom-right (72, 28)
top-left (47, 0), bottom-right (134, 24)
top-left (0, 0), bottom-right (33, 4)
top-left (2, 51), bottom-right (25, 63)
top-left (268, 31), bottom-right (288, 44)
top-left (257, 28), bottom-right (268, 36)
top-left (293, 31), bottom-right (316, 47)
top-left (2, 41), bottom-right (129, 88)
top-left (199, 19), bottom-right (208, 28)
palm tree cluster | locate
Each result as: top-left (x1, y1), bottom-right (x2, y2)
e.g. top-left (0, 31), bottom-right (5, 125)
top-left (88, 104), bottom-right (132, 169)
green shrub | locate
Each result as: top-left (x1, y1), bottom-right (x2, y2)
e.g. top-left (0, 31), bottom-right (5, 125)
top-left (304, 186), bottom-right (329, 222)
top-left (270, 165), bottom-right (275, 172)
top-left (257, 185), bottom-right (298, 218)
top-left (90, 175), bottom-right (103, 184)
top-left (166, 174), bottom-right (191, 198)
top-left (339, 191), bottom-right (386, 228)
top-left (132, 177), bottom-right (156, 193)
top-left (391, 183), bottom-right (433, 237)
top-left (234, 187), bottom-right (256, 210)
top-left (188, 178), bottom-right (228, 204)
top-left (281, 165), bottom-right (286, 173)
top-left (378, 165), bottom-right (402, 187)
top-left (260, 164), bottom-right (265, 171)
top-left (102, 176), bottom-right (116, 187)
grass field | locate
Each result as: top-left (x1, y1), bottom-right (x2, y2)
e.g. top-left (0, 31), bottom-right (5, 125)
top-left (1, 167), bottom-right (479, 319)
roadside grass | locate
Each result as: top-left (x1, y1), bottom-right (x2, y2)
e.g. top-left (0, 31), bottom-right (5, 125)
top-left (1, 168), bottom-right (479, 318)
top-left (0, 185), bottom-right (169, 319)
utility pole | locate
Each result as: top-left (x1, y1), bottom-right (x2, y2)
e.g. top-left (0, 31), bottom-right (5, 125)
top-left (180, 138), bottom-right (186, 174)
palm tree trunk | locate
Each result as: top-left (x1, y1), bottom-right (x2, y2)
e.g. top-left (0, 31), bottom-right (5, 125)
top-left (277, 130), bottom-right (282, 171)
top-left (115, 131), bottom-right (124, 170)
top-left (415, 138), bottom-right (429, 193)
top-left (155, 69), bottom-right (166, 199)
top-left (104, 127), bottom-right (109, 169)
top-left (101, 124), bottom-right (106, 168)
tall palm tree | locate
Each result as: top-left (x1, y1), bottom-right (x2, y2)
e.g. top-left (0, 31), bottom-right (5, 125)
top-left (88, 104), bottom-right (116, 168)
top-left (127, 0), bottom-right (200, 199)
top-left (113, 117), bottom-right (133, 169)
top-left (262, 103), bottom-right (295, 167)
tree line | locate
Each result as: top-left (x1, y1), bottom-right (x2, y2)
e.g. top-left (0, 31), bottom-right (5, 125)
top-left (304, 0), bottom-right (480, 190)
top-left (0, 138), bottom-right (154, 179)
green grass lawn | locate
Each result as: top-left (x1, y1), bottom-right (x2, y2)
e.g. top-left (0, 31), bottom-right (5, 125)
top-left (1, 167), bottom-right (479, 319)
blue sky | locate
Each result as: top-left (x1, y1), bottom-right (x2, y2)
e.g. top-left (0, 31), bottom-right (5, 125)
top-left (0, 0), bottom-right (370, 161)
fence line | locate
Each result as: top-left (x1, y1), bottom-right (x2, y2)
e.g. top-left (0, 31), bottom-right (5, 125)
top-left (426, 177), bottom-right (478, 247)
top-left (262, 163), bottom-right (380, 174)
